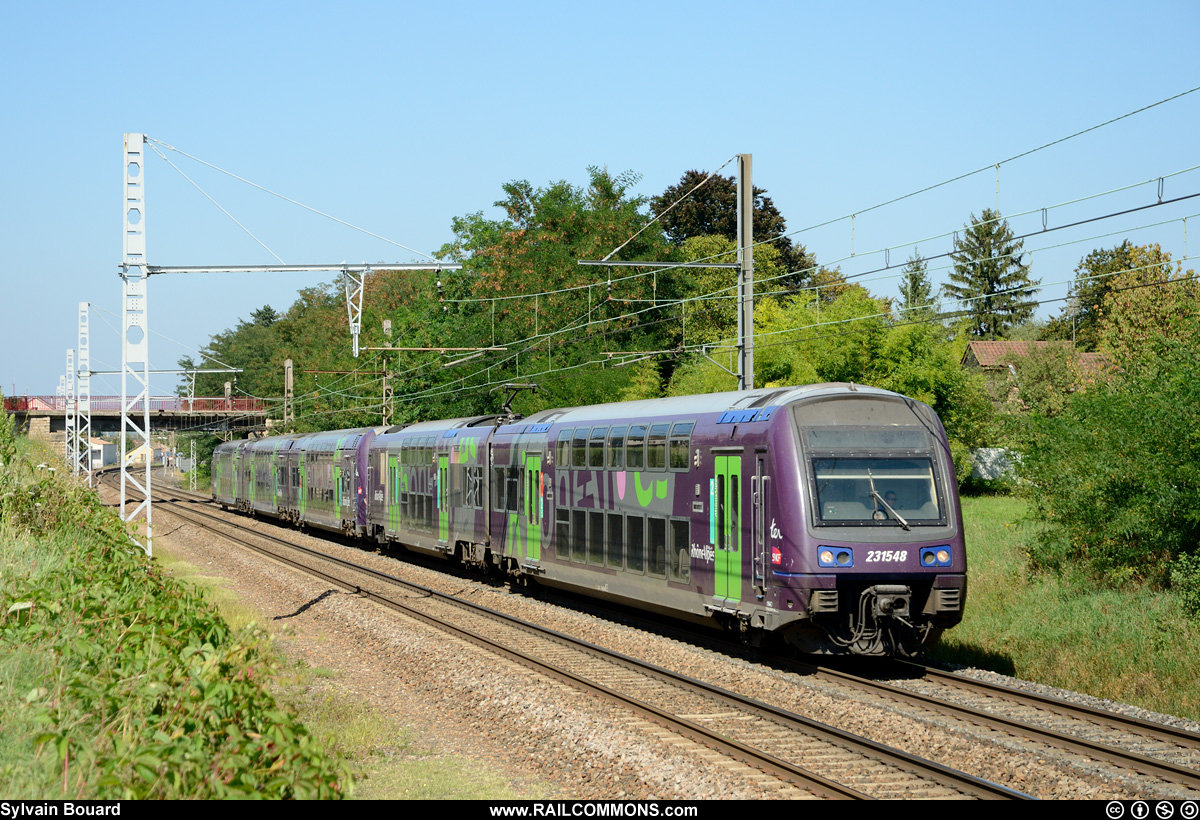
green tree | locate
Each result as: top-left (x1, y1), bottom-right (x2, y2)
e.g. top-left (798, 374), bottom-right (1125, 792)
top-left (943, 209), bottom-right (1039, 339)
top-left (1001, 343), bottom-right (1082, 417)
top-left (897, 250), bottom-right (936, 321)
top-left (1017, 326), bottom-right (1200, 585)
top-left (1043, 241), bottom-right (1139, 350)
top-left (673, 234), bottom-right (787, 348)
top-left (250, 304), bottom-right (280, 327)
top-left (436, 167), bottom-right (674, 415)
top-left (650, 170), bottom-right (815, 284)
top-left (1096, 244), bottom-right (1198, 364)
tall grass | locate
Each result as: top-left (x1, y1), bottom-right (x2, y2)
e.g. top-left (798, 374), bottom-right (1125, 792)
top-left (930, 496), bottom-right (1200, 721)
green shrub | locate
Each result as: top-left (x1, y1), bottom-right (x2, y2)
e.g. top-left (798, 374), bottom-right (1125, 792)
top-left (1015, 334), bottom-right (1200, 585)
top-left (1172, 553), bottom-right (1200, 622)
top-left (0, 437), bottom-right (351, 799)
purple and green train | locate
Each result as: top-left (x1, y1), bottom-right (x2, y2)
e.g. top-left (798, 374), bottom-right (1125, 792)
top-left (212, 383), bottom-right (966, 656)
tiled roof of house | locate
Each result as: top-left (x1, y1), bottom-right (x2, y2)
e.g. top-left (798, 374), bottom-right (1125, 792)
top-left (962, 341), bottom-right (1057, 367)
top-left (961, 341), bottom-right (1111, 374)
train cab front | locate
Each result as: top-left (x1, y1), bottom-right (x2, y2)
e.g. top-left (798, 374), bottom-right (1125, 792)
top-left (771, 389), bottom-right (967, 657)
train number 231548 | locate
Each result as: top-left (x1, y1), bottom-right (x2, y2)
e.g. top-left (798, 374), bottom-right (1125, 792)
top-left (865, 550), bottom-right (908, 563)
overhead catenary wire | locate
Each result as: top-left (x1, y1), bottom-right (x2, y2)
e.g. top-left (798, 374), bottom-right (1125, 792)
top-left (439, 86), bottom-right (1200, 316)
top-left (147, 142), bottom-right (285, 263)
top-left (599, 156), bottom-right (737, 262)
top-left (423, 193), bottom-right (1200, 394)
top-left (440, 161), bottom-right (1200, 318)
top-left (393, 212), bottom-right (1198, 404)
top-left (170, 89), bottom-right (1200, 422)
top-left (773, 84), bottom-right (1200, 247)
top-left (146, 137), bottom-right (438, 262)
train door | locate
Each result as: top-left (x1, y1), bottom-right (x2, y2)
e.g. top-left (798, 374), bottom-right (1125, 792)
top-left (713, 453), bottom-right (742, 605)
top-left (299, 455), bottom-right (307, 516)
top-left (333, 463), bottom-right (342, 519)
top-left (522, 452), bottom-right (542, 561)
top-left (752, 453), bottom-right (769, 600)
top-left (437, 454), bottom-right (450, 545)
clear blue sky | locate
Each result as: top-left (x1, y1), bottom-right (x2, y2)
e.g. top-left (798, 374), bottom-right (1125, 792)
top-left (2, 0), bottom-right (1197, 398)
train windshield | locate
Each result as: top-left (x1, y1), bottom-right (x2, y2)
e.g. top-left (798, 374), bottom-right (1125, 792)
top-left (804, 427), bottom-right (946, 527)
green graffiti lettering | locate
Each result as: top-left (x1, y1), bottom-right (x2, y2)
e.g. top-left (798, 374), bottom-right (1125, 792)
top-left (635, 472), bottom-right (653, 507)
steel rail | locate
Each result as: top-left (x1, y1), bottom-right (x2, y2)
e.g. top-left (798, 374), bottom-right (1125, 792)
top-left (898, 660), bottom-right (1200, 750)
top-left (797, 660), bottom-right (1200, 790)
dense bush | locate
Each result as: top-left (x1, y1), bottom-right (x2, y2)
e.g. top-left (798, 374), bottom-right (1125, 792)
top-left (0, 409), bottom-right (350, 798)
top-left (1016, 335), bottom-right (1200, 589)
top-left (1173, 554), bottom-right (1200, 621)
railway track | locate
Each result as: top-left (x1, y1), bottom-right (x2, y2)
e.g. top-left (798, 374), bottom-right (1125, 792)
top-left (117, 474), bottom-right (1200, 798)
top-left (123, 476), bottom-right (1027, 800)
top-left (865, 660), bottom-right (1200, 789)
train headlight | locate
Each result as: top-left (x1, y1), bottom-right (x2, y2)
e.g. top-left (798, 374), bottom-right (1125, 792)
top-left (818, 547), bottom-right (853, 568)
top-left (919, 546), bottom-right (952, 568)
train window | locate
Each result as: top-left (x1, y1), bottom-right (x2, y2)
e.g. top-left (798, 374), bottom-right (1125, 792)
top-left (607, 426), bottom-right (626, 469)
top-left (507, 466), bottom-right (520, 512)
top-left (669, 423), bottom-right (693, 470)
top-left (811, 457), bottom-right (942, 525)
top-left (557, 429), bottom-right (571, 467)
top-left (493, 467), bottom-right (507, 510)
top-left (670, 520), bottom-right (690, 584)
top-left (572, 428), bottom-right (588, 469)
top-left (647, 517), bottom-right (667, 577)
top-left (556, 507), bottom-right (569, 558)
top-left (729, 474), bottom-right (739, 535)
top-left (717, 474), bottom-right (726, 552)
top-left (647, 424), bottom-right (669, 470)
top-left (589, 511), bottom-right (604, 565)
top-left (526, 469), bottom-right (538, 525)
top-left (572, 509), bottom-right (587, 562)
top-left (606, 512), bottom-right (624, 569)
top-left (626, 515), bottom-right (645, 573)
top-left (627, 425), bottom-right (646, 470)
top-left (589, 427), bottom-right (607, 468)
top-left (467, 466), bottom-right (483, 509)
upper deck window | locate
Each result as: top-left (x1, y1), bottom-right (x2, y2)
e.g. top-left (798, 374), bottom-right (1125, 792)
top-left (608, 426), bottom-right (626, 469)
top-left (589, 427), bottom-right (608, 468)
top-left (669, 422), bottom-right (693, 470)
top-left (647, 424), bottom-right (670, 470)
top-left (627, 425), bottom-right (647, 470)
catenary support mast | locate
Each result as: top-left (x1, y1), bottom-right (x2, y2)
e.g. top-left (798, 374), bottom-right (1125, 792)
top-left (121, 133), bottom-right (154, 556)
top-left (77, 302), bottom-right (92, 485)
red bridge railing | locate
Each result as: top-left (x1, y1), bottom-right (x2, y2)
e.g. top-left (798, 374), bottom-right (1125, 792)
top-left (3, 396), bottom-right (268, 413)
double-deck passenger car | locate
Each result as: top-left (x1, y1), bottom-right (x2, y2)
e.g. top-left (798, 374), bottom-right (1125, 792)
top-left (214, 384), bottom-right (966, 656)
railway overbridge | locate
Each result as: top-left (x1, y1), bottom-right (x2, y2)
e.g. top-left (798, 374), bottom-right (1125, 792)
top-left (4, 395), bottom-right (271, 441)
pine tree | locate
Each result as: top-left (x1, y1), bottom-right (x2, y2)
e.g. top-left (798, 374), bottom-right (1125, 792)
top-left (897, 250), bottom-right (936, 321)
top-left (942, 209), bottom-right (1039, 339)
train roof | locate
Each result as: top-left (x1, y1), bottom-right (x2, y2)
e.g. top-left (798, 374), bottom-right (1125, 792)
top-left (517, 383), bottom-right (904, 427)
top-left (377, 415), bottom-right (500, 438)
